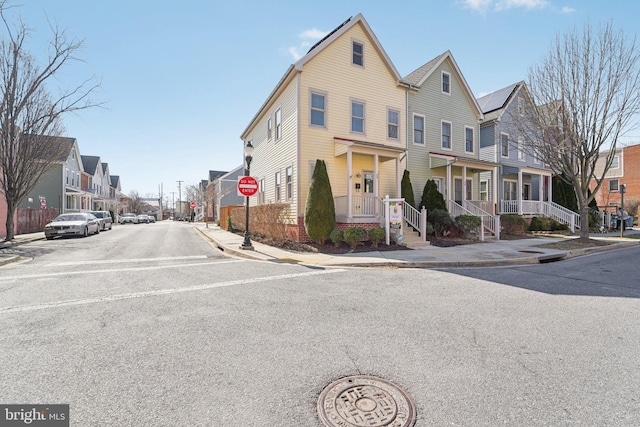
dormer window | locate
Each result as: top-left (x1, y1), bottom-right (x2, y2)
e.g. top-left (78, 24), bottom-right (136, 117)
top-left (352, 41), bottom-right (363, 66)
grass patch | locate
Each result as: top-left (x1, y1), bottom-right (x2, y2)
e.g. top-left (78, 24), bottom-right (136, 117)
top-left (534, 239), bottom-right (615, 250)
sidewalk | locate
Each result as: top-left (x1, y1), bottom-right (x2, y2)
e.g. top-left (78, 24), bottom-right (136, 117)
top-left (194, 223), bottom-right (640, 269)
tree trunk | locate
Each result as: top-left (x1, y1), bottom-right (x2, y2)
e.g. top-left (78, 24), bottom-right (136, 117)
top-left (4, 199), bottom-right (15, 241)
top-left (578, 206), bottom-right (590, 241)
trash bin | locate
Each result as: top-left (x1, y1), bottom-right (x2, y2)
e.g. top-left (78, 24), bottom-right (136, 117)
top-left (625, 216), bottom-right (633, 228)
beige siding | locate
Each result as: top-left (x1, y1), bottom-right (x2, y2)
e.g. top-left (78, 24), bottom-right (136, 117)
top-left (244, 76), bottom-right (299, 220)
top-left (297, 21), bottom-right (406, 210)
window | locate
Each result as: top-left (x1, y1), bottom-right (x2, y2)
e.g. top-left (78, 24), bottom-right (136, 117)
top-left (351, 101), bottom-right (364, 134)
top-left (433, 177), bottom-right (444, 194)
top-left (465, 126), bottom-right (474, 153)
top-left (387, 109), bottom-right (399, 140)
top-left (258, 178), bottom-right (265, 204)
top-left (518, 138), bottom-right (525, 161)
top-left (480, 180), bottom-right (488, 201)
top-left (352, 41), bottom-right (363, 66)
top-left (442, 121), bottom-right (451, 149)
top-left (609, 179), bottom-right (619, 192)
top-left (275, 171), bottom-right (281, 202)
top-left (413, 115), bottom-right (425, 144)
top-left (286, 166), bottom-right (293, 201)
top-left (466, 178), bottom-right (473, 201)
top-left (66, 168), bottom-right (69, 185)
top-left (501, 133), bottom-right (509, 157)
top-left (611, 155), bottom-right (620, 169)
top-left (76, 173), bottom-right (80, 188)
top-left (442, 72), bottom-right (450, 94)
top-left (504, 180), bottom-right (517, 200)
top-left (275, 108), bottom-right (282, 140)
top-left (267, 117), bottom-right (272, 139)
top-left (310, 92), bottom-right (325, 127)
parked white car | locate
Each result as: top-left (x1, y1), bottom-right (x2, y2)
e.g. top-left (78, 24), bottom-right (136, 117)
top-left (44, 213), bottom-right (100, 240)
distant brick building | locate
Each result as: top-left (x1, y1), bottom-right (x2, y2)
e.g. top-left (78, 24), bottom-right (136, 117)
top-left (591, 142), bottom-right (640, 216)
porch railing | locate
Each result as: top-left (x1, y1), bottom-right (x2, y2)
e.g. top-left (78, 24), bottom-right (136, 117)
top-left (403, 202), bottom-right (427, 241)
top-left (542, 201), bottom-right (581, 231)
top-left (334, 195), bottom-right (382, 217)
top-left (463, 201), bottom-right (500, 240)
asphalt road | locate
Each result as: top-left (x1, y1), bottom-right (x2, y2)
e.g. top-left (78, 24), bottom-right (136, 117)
top-left (0, 221), bottom-right (638, 426)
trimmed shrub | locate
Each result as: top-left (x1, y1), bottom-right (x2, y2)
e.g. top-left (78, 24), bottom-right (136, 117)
top-left (304, 160), bottom-right (336, 245)
top-left (549, 218), bottom-right (569, 231)
top-left (419, 179), bottom-right (447, 212)
top-left (529, 216), bottom-right (548, 231)
top-left (227, 215), bottom-right (234, 232)
top-left (329, 229), bottom-right (344, 247)
top-left (455, 215), bottom-right (481, 238)
top-left (424, 222), bottom-right (435, 236)
top-left (430, 209), bottom-right (452, 237)
top-left (343, 227), bottom-right (366, 249)
top-left (401, 170), bottom-right (416, 208)
top-left (368, 227), bottom-right (385, 247)
top-left (501, 214), bottom-right (527, 235)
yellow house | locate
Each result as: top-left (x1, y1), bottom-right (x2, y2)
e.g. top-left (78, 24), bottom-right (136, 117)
top-left (241, 14), bottom-right (408, 241)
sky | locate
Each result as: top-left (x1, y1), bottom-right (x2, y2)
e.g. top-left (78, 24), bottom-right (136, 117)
top-left (9, 0), bottom-right (640, 201)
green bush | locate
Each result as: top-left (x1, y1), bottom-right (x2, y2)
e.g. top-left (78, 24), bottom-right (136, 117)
top-left (343, 227), bottom-right (366, 249)
top-left (368, 227), bottom-right (385, 247)
top-left (424, 222), bottom-right (435, 236)
top-left (419, 179), bottom-right (447, 212)
top-left (549, 218), bottom-right (569, 231)
top-left (304, 159), bottom-right (336, 245)
top-left (227, 215), bottom-right (234, 232)
top-left (528, 216), bottom-right (548, 231)
top-left (455, 215), bottom-right (481, 232)
top-left (401, 170), bottom-right (416, 208)
top-left (430, 209), bottom-right (452, 237)
top-left (329, 229), bottom-right (344, 247)
top-left (501, 214), bottom-right (527, 235)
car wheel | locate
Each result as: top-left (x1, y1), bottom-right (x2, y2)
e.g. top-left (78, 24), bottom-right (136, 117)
top-left (96, 226), bottom-right (100, 234)
top-left (46, 235), bottom-right (53, 240)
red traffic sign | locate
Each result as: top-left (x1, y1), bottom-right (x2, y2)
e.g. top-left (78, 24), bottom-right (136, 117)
top-left (190, 201), bottom-right (196, 209)
top-left (237, 176), bottom-right (258, 196)
top-left (40, 199), bottom-right (46, 209)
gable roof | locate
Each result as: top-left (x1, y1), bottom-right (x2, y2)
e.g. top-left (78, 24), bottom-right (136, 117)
top-left (81, 155), bottom-right (100, 175)
top-left (477, 81), bottom-right (523, 122)
top-left (26, 135), bottom-right (77, 163)
top-left (402, 50), bottom-right (483, 118)
top-left (208, 170), bottom-right (227, 183)
top-left (110, 175), bottom-right (120, 189)
top-left (242, 13), bottom-right (404, 139)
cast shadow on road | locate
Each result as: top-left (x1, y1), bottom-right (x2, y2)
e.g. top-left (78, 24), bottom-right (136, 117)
top-left (439, 247), bottom-right (640, 299)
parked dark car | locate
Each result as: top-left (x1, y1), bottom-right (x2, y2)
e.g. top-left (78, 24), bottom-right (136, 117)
top-left (89, 211), bottom-right (113, 231)
top-left (44, 213), bottom-right (100, 239)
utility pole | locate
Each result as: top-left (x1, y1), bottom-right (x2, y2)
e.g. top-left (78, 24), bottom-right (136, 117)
top-left (176, 180), bottom-right (183, 219)
top-left (170, 192), bottom-right (176, 220)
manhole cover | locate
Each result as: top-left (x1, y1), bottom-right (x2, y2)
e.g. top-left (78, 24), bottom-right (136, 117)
top-left (317, 375), bottom-right (417, 427)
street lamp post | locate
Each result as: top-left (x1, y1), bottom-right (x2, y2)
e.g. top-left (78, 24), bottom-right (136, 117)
top-left (240, 141), bottom-right (254, 250)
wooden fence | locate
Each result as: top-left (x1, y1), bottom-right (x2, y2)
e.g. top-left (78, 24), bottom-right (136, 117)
top-left (16, 208), bottom-right (60, 234)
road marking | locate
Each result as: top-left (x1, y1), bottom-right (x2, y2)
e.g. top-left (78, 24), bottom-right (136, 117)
top-left (0, 269), bottom-right (345, 314)
top-left (0, 260), bottom-right (243, 281)
top-left (48, 255), bottom-right (209, 267)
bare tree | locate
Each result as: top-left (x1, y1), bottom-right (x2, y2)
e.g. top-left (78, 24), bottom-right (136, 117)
top-left (128, 190), bottom-right (144, 214)
top-left (0, 2), bottom-right (101, 240)
top-left (510, 22), bottom-right (640, 240)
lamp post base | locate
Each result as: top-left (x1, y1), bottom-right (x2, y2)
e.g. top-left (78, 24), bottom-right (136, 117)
top-left (240, 231), bottom-right (254, 250)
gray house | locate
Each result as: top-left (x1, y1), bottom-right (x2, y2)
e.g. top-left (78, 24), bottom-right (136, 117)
top-left (208, 165), bottom-right (244, 222)
top-left (20, 136), bottom-right (83, 213)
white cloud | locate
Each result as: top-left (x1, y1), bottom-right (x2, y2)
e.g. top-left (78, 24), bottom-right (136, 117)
top-left (559, 6), bottom-right (576, 13)
top-left (459, 0), bottom-right (553, 13)
top-left (288, 28), bottom-right (328, 61)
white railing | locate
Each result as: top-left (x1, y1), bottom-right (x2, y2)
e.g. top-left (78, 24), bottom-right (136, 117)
top-left (542, 201), bottom-right (580, 231)
top-left (334, 195), bottom-right (382, 217)
top-left (403, 202), bottom-right (427, 241)
top-left (448, 200), bottom-right (498, 241)
top-left (500, 200), bottom-right (519, 214)
top-left (463, 201), bottom-right (500, 239)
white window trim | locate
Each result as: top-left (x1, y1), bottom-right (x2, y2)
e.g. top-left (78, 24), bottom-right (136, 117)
top-left (350, 98), bottom-right (366, 135)
top-left (442, 71), bottom-right (451, 95)
top-left (503, 179), bottom-right (518, 200)
top-left (351, 38), bottom-right (364, 67)
top-left (387, 108), bottom-right (400, 141)
top-left (441, 120), bottom-right (452, 151)
top-left (286, 165), bottom-right (293, 201)
top-left (309, 89), bottom-right (327, 128)
top-left (517, 137), bottom-right (525, 161)
top-left (609, 179), bottom-right (619, 192)
top-left (611, 155), bottom-right (620, 169)
top-left (464, 125), bottom-right (475, 154)
top-left (275, 171), bottom-right (281, 202)
top-left (480, 180), bottom-right (489, 201)
top-left (267, 116), bottom-right (272, 140)
top-left (413, 113), bottom-right (425, 145)
top-left (500, 132), bottom-right (509, 158)
top-left (433, 177), bottom-right (445, 194)
top-left (275, 107), bottom-right (282, 141)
